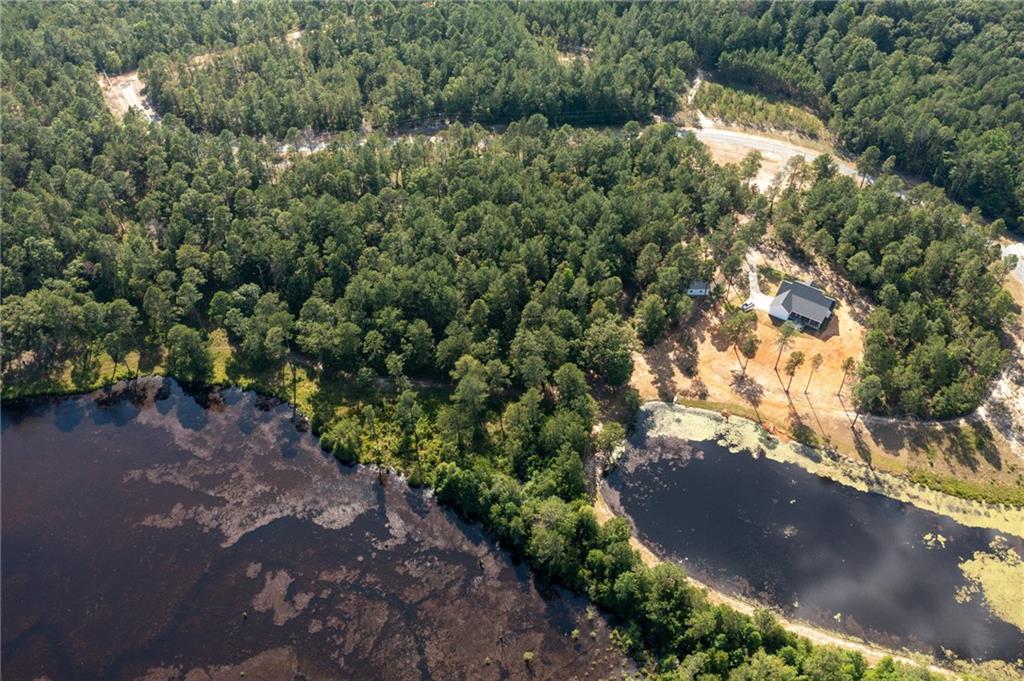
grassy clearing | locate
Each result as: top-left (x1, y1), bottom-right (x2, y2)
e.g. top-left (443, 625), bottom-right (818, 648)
top-left (757, 264), bottom-right (785, 287)
top-left (694, 82), bottom-right (827, 140)
top-left (907, 469), bottom-right (1024, 508)
top-left (1, 350), bottom-right (148, 399)
top-left (674, 396), bottom-right (760, 423)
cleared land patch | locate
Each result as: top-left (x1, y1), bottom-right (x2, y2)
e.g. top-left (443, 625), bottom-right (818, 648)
top-left (97, 72), bottom-right (158, 121)
top-left (97, 28), bottom-right (306, 120)
top-left (631, 241), bottom-right (1024, 506)
top-left (693, 81), bottom-right (827, 140)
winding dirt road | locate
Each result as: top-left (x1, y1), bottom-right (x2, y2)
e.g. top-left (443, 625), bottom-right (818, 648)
top-left (679, 74), bottom-right (858, 190)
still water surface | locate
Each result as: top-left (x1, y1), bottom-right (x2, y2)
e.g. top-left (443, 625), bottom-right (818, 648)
top-left (604, 433), bottom-right (1024, 663)
top-left (2, 378), bottom-right (628, 680)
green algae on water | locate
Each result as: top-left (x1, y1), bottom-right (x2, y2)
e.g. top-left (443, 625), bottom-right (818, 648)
top-left (639, 402), bottom-right (1024, 539)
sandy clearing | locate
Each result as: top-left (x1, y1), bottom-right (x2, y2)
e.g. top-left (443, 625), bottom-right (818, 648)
top-left (976, 239), bottom-right (1024, 464)
top-left (97, 28), bottom-right (307, 121)
top-left (663, 79), bottom-right (1024, 489)
top-left (681, 125), bottom-right (858, 191)
top-left (631, 304), bottom-right (1022, 501)
top-left (632, 245), bottom-right (872, 465)
top-left (97, 72), bottom-right (158, 122)
top-left (1003, 239), bottom-right (1024, 291)
top-left (631, 232), bottom-right (1023, 498)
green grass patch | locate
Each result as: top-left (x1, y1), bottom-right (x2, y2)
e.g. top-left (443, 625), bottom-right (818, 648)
top-left (757, 264), bottom-right (784, 287)
top-left (1, 349), bottom-right (156, 400)
top-left (673, 396), bottom-right (761, 423)
top-left (694, 81), bottom-right (827, 140)
top-left (907, 469), bottom-right (1024, 507)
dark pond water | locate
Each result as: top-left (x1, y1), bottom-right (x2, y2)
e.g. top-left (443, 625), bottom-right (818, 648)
top-left (2, 378), bottom-right (629, 681)
top-left (604, 434), bottom-right (1024, 663)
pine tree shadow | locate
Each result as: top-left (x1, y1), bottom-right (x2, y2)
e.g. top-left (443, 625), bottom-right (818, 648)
top-left (69, 354), bottom-right (101, 389)
top-left (644, 341), bottom-right (678, 402)
top-left (851, 427), bottom-right (873, 465)
top-left (137, 345), bottom-right (164, 375)
top-left (787, 407), bottom-right (820, 447)
top-left (730, 371), bottom-right (764, 422)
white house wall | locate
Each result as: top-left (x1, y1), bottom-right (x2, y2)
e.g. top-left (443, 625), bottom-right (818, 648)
top-left (768, 299), bottom-right (790, 321)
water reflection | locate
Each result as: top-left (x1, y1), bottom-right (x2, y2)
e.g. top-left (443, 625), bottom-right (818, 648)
top-left (2, 378), bottom-right (629, 680)
top-left (604, 436), bottom-right (1024, 663)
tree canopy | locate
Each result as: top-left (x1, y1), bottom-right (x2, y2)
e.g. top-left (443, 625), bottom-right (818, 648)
top-left (0, 4), bottom-right (1016, 680)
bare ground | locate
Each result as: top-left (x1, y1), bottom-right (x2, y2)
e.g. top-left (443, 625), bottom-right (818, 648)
top-left (677, 74), bottom-right (858, 191)
top-left (630, 241), bottom-right (1023, 501)
top-left (97, 72), bottom-right (158, 121)
top-left (97, 28), bottom-right (306, 121)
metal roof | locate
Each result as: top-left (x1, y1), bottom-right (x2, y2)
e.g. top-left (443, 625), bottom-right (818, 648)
top-left (774, 280), bottom-right (835, 323)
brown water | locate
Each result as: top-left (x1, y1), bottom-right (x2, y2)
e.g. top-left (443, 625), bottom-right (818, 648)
top-left (2, 378), bottom-right (629, 681)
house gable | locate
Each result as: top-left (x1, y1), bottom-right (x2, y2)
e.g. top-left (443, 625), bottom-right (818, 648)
top-left (768, 280), bottom-right (836, 330)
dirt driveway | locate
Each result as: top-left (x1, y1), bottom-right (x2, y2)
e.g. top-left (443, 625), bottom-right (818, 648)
top-left (742, 251), bottom-right (775, 313)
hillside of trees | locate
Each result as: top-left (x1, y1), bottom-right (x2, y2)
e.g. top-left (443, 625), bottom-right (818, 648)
top-left (6, 1), bottom-right (1020, 226)
top-left (1, 3), bottom-right (1020, 679)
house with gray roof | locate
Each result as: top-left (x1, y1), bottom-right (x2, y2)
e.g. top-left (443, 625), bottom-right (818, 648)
top-left (768, 280), bottom-right (836, 331)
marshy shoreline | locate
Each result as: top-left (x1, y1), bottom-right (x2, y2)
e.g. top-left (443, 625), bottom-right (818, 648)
top-left (628, 402), bottom-right (1024, 540)
top-left (597, 402), bottom-right (1024, 677)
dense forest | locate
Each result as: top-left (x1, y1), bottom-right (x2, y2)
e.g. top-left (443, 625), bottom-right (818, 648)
top-left (101, 1), bottom-right (1024, 229)
top-left (141, 2), bottom-right (693, 133)
top-left (1, 2), bottom-right (1020, 679)
top-left (5, 0), bottom-right (1022, 224)
top-left (773, 158), bottom-right (1013, 418)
